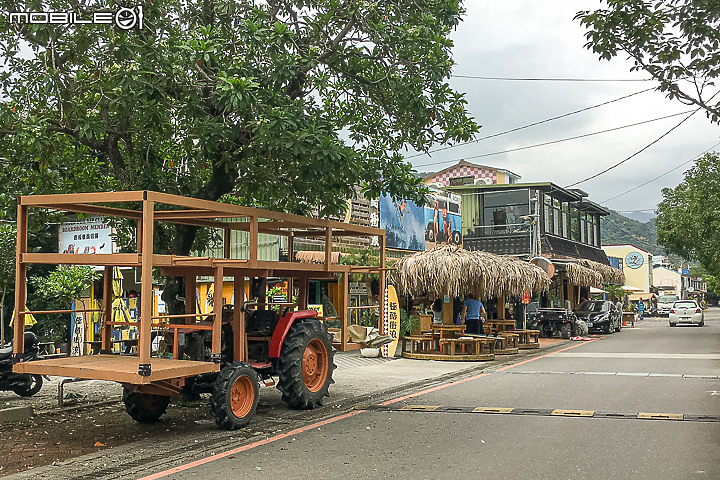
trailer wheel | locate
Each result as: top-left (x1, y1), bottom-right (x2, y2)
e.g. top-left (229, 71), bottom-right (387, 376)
top-left (574, 319), bottom-right (588, 336)
top-left (12, 374), bottom-right (43, 397)
top-left (560, 323), bottom-right (571, 339)
top-left (277, 319), bottom-right (335, 409)
top-left (122, 387), bottom-right (170, 423)
top-left (211, 362), bottom-right (259, 430)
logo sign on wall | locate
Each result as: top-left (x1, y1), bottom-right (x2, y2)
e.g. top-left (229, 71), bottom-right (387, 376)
top-left (625, 252), bottom-right (644, 269)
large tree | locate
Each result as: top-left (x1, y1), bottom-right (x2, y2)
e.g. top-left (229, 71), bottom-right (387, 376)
top-left (656, 153), bottom-right (720, 275)
top-left (0, 0), bottom-right (478, 256)
top-left (576, 1), bottom-right (720, 123)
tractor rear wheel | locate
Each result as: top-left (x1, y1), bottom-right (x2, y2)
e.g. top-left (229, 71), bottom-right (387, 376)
top-left (122, 387), bottom-right (170, 423)
top-left (277, 319), bottom-right (335, 409)
top-left (211, 362), bottom-right (259, 430)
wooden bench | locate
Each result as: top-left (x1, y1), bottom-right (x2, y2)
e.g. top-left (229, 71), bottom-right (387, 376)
top-left (514, 329), bottom-right (540, 349)
top-left (495, 332), bottom-right (520, 354)
top-left (439, 337), bottom-right (495, 357)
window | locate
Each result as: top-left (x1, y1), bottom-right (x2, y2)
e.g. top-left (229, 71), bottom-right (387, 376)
top-left (482, 190), bottom-right (530, 234)
top-left (449, 176), bottom-right (475, 186)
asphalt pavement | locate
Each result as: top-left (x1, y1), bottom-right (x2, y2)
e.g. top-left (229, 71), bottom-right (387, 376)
top-left (2, 311), bottom-right (718, 479)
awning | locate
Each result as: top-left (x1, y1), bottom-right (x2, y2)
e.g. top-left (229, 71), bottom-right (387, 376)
top-left (295, 251), bottom-right (344, 264)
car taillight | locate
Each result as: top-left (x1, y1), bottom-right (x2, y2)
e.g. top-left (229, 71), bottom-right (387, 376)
top-left (669, 308), bottom-right (675, 314)
top-left (695, 308), bottom-right (702, 313)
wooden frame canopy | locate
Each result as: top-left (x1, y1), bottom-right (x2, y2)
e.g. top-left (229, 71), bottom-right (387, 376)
top-left (13, 191), bottom-right (386, 384)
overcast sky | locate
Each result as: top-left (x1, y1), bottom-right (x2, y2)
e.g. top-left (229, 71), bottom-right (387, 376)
top-left (407, 1), bottom-right (720, 217)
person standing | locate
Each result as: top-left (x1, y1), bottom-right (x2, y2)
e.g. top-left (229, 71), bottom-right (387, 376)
top-left (637, 298), bottom-right (645, 322)
top-left (431, 298), bottom-right (444, 325)
top-left (462, 293), bottom-right (486, 335)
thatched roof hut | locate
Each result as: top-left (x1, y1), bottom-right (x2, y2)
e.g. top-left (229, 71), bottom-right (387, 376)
top-left (563, 262), bottom-right (604, 287)
top-left (577, 259), bottom-right (625, 284)
top-left (389, 245), bottom-right (550, 299)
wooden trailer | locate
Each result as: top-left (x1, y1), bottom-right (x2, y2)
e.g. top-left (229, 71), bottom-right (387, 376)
top-left (11, 191), bottom-right (386, 428)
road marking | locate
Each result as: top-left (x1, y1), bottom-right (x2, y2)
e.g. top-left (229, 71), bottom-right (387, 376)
top-left (472, 407), bottom-right (514, 413)
top-left (553, 353), bottom-right (720, 359)
top-left (638, 412), bottom-right (684, 420)
top-left (551, 409), bottom-right (595, 417)
top-left (708, 391), bottom-right (720, 396)
top-left (509, 371), bottom-right (718, 378)
top-left (370, 404), bottom-right (719, 423)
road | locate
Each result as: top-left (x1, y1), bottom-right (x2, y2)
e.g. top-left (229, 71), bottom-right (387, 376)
top-left (142, 311), bottom-right (720, 480)
top-left (4, 311), bottom-right (718, 480)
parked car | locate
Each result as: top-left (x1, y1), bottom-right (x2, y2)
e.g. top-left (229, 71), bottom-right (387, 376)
top-left (657, 294), bottom-right (679, 316)
top-left (669, 300), bottom-right (705, 327)
top-left (574, 300), bottom-right (621, 334)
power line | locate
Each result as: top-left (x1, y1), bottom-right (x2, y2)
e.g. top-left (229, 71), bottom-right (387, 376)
top-left (451, 75), bottom-right (653, 82)
top-left (406, 86), bottom-right (658, 159)
top-left (413, 110), bottom-right (695, 169)
top-left (564, 108), bottom-right (702, 188)
top-left (601, 142), bottom-right (720, 204)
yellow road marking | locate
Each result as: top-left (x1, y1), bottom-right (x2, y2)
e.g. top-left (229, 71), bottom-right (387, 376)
top-left (551, 409), bottom-right (595, 417)
top-left (638, 412), bottom-right (683, 420)
top-left (400, 405), bottom-right (440, 412)
top-left (472, 407), bottom-right (514, 413)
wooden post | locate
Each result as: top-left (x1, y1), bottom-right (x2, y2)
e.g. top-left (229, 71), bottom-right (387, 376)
top-left (325, 227), bottom-right (332, 271)
top-left (101, 266), bottom-right (113, 352)
top-left (288, 232), bottom-right (294, 262)
top-left (13, 203), bottom-right (27, 357)
top-left (249, 216), bottom-right (258, 267)
top-left (298, 276), bottom-right (309, 310)
top-left (223, 229), bottom-right (231, 259)
top-left (234, 275), bottom-right (246, 362)
top-left (498, 293), bottom-right (506, 320)
top-left (185, 274), bottom-right (196, 324)
top-left (136, 220), bottom-right (143, 254)
top-left (341, 268), bottom-right (349, 351)
top-left (212, 266), bottom-right (223, 360)
top-left (138, 198), bottom-right (154, 375)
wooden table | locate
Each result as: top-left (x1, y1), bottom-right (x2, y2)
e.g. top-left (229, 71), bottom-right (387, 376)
top-left (485, 320), bottom-right (517, 334)
top-left (439, 336), bottom-right (495, 356)
top-left (430, 324), bottom-right (466, 350)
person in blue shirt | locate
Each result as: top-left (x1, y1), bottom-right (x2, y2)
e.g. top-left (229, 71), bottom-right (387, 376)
top-left (637, 298), bottom-right (645, 321)
top-left (462, 293), bottom-right (486, 335)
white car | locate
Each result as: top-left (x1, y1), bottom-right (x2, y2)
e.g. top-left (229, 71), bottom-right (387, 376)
top-left (668, 300), bottom-right (705, 327)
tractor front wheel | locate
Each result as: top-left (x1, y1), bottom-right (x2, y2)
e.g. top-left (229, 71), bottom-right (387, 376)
top-left (122, 387), bottom-right (170, 423)
top-left (277, 320), bottom-right (335, 409)
top-left (211, 362), bottom-right (259, 430)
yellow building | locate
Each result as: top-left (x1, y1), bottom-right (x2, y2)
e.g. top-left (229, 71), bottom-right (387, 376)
top-left (602, 244), bottom-right (653, 294)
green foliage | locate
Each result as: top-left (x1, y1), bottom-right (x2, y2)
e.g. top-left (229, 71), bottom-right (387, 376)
top-left (399, 308), bottom-right (419, 338)
top-left (576, 1), bottom-right (720, 123)
top-left (359, 310), bottom-right (379, 328)
top-left (656, 153), bottom-right (720, 275)
top-left (0, 0), bottom-right (478, 256)
top-left (31, 265), bottom-right (100, 307)
top-left (604, 284), bottom-right (626, 303)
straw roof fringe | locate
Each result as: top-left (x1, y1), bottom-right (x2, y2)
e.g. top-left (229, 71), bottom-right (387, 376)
top-left (577, 259), bottom-right (626, 284)
top-left (564, 263), bottom-right (604, 287)
top-left (389, 245), bottom-right (550, 299)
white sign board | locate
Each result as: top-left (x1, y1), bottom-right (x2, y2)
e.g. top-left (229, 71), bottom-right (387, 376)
top-left (59, 216), bottom-right (112, 254)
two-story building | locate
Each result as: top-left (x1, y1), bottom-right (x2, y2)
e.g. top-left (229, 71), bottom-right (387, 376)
top-left (445, 182), bottom-right (610, 264)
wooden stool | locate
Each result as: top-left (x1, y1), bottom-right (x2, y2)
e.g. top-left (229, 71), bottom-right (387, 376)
top-left (405, 335), bottom-right (434, 353)
top-left (514, 329), bottom-right (540, 349)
